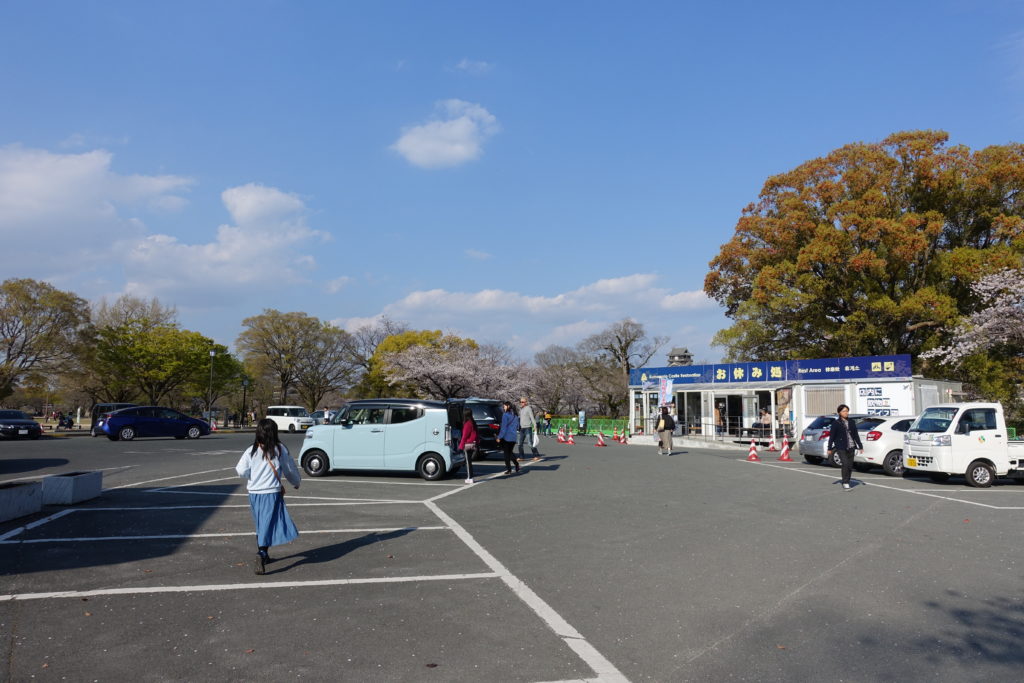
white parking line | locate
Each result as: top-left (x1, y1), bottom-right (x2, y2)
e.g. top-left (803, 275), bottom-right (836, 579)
top-left (107, 468), bottom-right (235, 489)
top-left (742, 459), bottom-right (1024, 510)
top-left (0, 572), bottom-right (500, 602)
top-left (0, 526), bottom-right (449, 544)
top-left (425, 500), bottom-right (628, 682)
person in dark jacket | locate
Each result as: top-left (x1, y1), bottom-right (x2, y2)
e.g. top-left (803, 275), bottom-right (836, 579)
top-left (655, 406), bottom-right (675, 455)
top-left (497, 401), bottom-right (520, 475)
top-left (827, 404), bottom-right (863, 490)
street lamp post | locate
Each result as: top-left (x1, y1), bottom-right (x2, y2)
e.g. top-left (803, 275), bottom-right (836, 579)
top-left (241, 377), bottom-right (249, 427)
top-left (207, 349), bottom-right (215, 426)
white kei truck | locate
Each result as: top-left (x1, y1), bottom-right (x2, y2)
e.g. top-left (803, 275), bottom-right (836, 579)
top-left (903, 402), bottom-right (1024, 487)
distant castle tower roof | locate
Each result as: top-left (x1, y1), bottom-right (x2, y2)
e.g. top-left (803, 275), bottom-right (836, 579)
top-left (667, 347), bottom-right (693, 366)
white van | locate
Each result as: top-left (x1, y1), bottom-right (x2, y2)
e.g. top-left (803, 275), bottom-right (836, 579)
top-left (266, 405), bottom-right (314, 433)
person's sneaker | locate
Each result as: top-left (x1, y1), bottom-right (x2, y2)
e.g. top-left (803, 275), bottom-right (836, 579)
top-left (842, 483), bottom-right (851, 490)
top-left (464, 478), bottom-right (475, 484)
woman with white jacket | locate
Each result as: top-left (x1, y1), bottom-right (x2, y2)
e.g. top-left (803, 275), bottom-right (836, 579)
top-left (236, 418), bottom-right (301, 574)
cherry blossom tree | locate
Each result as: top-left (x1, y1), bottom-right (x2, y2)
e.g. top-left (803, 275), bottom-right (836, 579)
top-left (382, 336), bottom-right (531, 400)
top-left (922, 269), bottom-right (1024, 365)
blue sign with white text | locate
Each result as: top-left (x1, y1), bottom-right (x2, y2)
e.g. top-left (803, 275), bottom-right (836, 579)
top-left (630, 354), bottom-right (911, 387)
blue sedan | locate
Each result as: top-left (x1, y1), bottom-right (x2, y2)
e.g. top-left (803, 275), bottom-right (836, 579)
top-left (99, 406), bottom-right (211, 441)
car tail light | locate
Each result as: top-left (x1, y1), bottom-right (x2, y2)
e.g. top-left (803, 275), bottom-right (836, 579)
top-left (866, 430), bottom-right (882, 441)
top-left (489, 423), bottom-right (499, 430)
top-left (818, 429), bottom-right (831, 441)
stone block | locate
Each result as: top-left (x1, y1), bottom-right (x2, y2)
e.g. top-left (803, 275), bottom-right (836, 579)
top-left (0, 481), bottom-right (43, 523)
top-left (41, 471), bottom-right (103, 505)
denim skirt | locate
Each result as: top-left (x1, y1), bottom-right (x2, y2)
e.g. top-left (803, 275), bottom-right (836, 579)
top-left (248, 491), bottom-right (299, 548)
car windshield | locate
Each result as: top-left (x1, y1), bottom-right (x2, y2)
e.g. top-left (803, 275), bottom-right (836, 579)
top-left (470, 404), bottom-right (502, 422)
top-left (0, 410), bottom-right (29, 420)
top-left (858, 418), bottom-right (885, 431)
top-left (330, 407), bottom-right (348, 424)
top-left (909, 407), bottom-right (958, 433)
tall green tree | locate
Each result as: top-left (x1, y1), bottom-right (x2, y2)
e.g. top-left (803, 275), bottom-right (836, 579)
top-left (294, 323), bottom-right (357, 410)
top-left (352, 329), bottom-right (446, 398)
top-left (236, 310), bottom-right (323, 403)
top-left (0, 278), bottom-right (90, 401)
top-left (704, 130), bottom-right (1024, 362)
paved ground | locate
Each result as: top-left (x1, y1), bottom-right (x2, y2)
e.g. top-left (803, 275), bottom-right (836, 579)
top-left (2, 432), bottom-right (1023, 681)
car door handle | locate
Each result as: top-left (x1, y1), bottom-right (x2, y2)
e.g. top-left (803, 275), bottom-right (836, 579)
top-left (371, 428), bottom-right (384, 433)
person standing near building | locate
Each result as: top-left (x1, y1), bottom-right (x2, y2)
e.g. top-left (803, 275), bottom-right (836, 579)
top-left (827, 404), bottom-right (863, 490)
top-left (236, 419), bottom-right (301, 574)
top-left (457, 408), bottom-right (477, 484)
top-left (655, 406), bottom-right (675, 455)
top-left (517, 397), bottom-right (541, 461)
top-left (497, 400), bottom-right (520, 475)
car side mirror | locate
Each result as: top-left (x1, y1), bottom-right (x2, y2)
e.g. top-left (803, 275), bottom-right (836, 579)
top-left (957, 423), bottom-right (970, 435)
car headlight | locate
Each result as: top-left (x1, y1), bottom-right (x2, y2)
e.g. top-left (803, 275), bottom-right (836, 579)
top-left (305, 429), bottom-right (314, 439)
top-left (932, 434), bottom-right (951, 446)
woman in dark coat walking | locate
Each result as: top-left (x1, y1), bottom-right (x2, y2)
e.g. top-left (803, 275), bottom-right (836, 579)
top-left (497, 401), bottom-right (520, 475)
top-left (826, 404), bottom-right (863, 490)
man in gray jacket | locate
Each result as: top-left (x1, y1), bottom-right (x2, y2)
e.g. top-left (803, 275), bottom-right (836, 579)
top-left (517, 397), bottom-right (541, 461)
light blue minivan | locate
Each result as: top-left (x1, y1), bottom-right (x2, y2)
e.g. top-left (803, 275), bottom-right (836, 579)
top-left (298, 399), bottom-right (464, 481)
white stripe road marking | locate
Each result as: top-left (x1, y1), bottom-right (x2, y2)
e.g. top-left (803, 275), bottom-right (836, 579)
top-left (312, 478), bottom-right (463, 487)
top-left (741, 459), bottom-right (1024, 510)
top-left (0, 509), bottom-right (75, 542)
top-left (107, 468), bottom-right (236, 489)
top-left (0, 572), bottom-right (500, 602)
top-left (0, 465), bottom-right (138, 485)
top-left (0, 526), bottom-right (449, 544)
top-left (425, 500), bottom-right (628, 682)
top-left (144, 488), bottom-right (417, 503)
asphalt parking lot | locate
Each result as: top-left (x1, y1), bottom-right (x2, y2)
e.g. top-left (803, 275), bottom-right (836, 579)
top-left (2, 433), bottom-right (1024, 682)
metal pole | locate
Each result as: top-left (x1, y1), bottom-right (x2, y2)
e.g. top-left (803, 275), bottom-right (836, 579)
top-left (207, 349), bottom-right (215, 425)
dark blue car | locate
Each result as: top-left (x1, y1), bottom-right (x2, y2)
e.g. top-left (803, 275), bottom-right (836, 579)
top-left (99, 406), bottom-right (211, 441)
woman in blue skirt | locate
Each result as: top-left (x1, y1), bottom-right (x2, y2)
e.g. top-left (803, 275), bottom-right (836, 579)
top-left (235, 418), bottom-right (301, 575)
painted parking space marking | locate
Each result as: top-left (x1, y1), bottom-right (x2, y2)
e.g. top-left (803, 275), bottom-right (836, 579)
top-left (742, 459), bottom-right (1024, 510)
top-left (0, 572), bottom-right (500, 602)
top-left (0, 526), bottom-right (449, 544)
top-left (3, 456), bottom-right (625, 682)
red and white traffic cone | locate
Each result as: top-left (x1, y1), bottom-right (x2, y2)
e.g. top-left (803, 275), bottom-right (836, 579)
top-left (768, 434), bottom-right (778, 451)
top-left (620, 430), bottom-right (629, 445)
top-left (211, 420), bottom-right (217, 432)
top-left (557, 427), bottom-right (566, 443)
top-left (777, 434), bottom-right (793, 462)
top-left (595, 432), bottom-right (608, 447)
top-left (746, 438), bottom-right (761, 462)
top-left (567, 429), bottom-right (575, 445)
top-left (613, 427), bottom-right (619, 442)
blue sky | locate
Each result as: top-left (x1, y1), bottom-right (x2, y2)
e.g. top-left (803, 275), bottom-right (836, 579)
top-left (2, 0), bottom-right (1023, 364)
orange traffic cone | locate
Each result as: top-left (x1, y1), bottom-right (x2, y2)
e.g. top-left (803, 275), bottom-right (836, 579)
top-left (746, 438), bottom-right (761, 462)
top-left (567, 429), bottom-right (575, 445)
top-left (595, 432), bottom-right (608, 447)
top-left (777, 434), bottom-right (793, 462)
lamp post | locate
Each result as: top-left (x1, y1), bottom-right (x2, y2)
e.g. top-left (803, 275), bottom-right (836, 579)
top-left (241, 377), bottom-right (250, 427)
top-left (207, 349), bottom-right (215, 426)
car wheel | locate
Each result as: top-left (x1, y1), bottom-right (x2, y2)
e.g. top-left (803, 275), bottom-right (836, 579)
top-left (829, 450), bottom-right (842, 467)
top-left (91, 427), bottom-right (99, 437)
top-left (803, 455), bottom-right (823, 465)
top-left (118, 426), bottom-right (135, 441)
top-left (186, 426), bottom-right (201, 439)
top-left (928, 472), bottom-right (951, 483)
top-left (966, 460), bottom-right (995, 488)
top-left (301, 449), bottom-right (330, 477)
top-left (417, 452), bottom-right (446, 481)
top-left (853, 462), bottom-right (872, 473)
top-left (882, 450), bottom-right (904, 476)
top-left (288, 424), bottom-right (296, 433)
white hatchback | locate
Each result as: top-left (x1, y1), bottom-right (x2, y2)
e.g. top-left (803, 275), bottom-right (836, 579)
top-left (854, 415), bottom-right (916, 476)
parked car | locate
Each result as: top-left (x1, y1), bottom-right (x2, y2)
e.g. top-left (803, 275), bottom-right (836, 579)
top-left (98, 406), bottom-right (211, 441)
top-left (446, 397), bottom-right (504, 458)
top-left (800, 413), bottom-right (873, 465)
top-left (852, 416), bottom-right (916, 475)
top-left (299, 398), bottom-right (463, 481)
top-left (0, 410), bottom-right (43, 440)
top-left (266, 405), bottom-right (314, 433)
top-left (90, 402), bottom-right (137, 437)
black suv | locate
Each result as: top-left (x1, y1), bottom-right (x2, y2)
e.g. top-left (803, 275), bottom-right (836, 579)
top-left (447, 398), bottom-right (504, 459)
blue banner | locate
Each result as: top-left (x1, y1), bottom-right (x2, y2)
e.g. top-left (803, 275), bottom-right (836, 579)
top-left (630, 354), bottom-right (911, 387)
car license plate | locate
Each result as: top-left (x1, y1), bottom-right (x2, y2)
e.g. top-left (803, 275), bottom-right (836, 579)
top-left (803, 435), bottom-right (812, 441)
top-left (18, 429), bottom-right (28, 435)
top-left (906, 457), bottom-right (918, 467)
top-left (301, 425), bottom-right (309, 430)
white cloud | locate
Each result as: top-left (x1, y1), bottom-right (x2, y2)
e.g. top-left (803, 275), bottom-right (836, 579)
top-left (391, 99), bottom-right (500, 169)
top-left (0, 144), bottom-right (193, 279)
top-left (453, 58), bottom-right (493, 75)
top-left (122, 183), bottom-right (328, 303)
top-left (465, 248), bottom-right (492, 260)
top-left (325, 276), bottom-right (353, 294)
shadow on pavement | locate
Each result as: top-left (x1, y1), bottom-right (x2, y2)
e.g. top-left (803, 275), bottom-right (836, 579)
top-left (270, 527), bottom-right (416, 573)
top-left (0, 458), bottom-right (70, 476)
